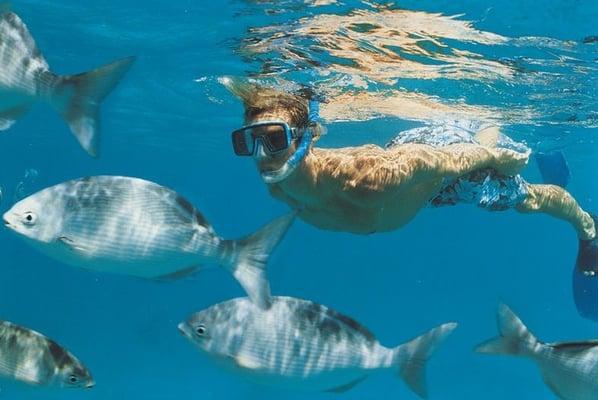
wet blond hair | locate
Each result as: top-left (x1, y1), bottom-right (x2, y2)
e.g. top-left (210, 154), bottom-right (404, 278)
top-left (221, 76), bottom-right (324, 141)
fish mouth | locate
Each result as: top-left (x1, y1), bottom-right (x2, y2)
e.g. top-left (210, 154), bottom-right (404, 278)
top-left (2, 215), bottom-right (12, 228)
top-left (177, 323), bottom-right (188, 337)
top-left (85, 381), bottom-right (95, 389)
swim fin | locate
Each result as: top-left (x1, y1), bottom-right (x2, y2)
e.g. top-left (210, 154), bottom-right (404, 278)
top-left (573, 214), bottom-right (598, 321)
top-left (534, 150), bottom-right (570, 188)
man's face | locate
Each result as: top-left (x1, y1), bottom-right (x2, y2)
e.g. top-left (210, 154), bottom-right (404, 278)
top-left (248, 112), bottom-right (298, 175)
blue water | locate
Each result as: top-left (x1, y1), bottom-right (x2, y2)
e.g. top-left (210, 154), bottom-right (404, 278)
top-left (0, 0), bottom-right (597, 399)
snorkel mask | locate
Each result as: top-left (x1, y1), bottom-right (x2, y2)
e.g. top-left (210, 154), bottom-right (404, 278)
top-left (231, 99), bottom-right (325, 183)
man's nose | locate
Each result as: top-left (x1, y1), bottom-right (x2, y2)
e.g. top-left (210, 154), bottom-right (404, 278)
top-left (253, 139), bottom-right (268, 160)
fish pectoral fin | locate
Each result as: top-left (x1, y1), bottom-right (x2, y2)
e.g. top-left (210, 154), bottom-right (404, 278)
top-left (154, 266), bottom-right (200, 282)
top-left (232, 354), bottom-right (263, 371)
top-left (58, 236), bottom-right (92, 255)
top-left (324, 376), bottom-right (367, 393)
top-left (0, 103), bottom-right (33, 130)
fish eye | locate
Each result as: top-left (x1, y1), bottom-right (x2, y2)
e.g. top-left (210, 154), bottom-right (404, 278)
top-left (195, 324), bottom-right (207, 337)
top-left (22, 212), bottom-right (37, 226)
top-left (68, 374), bottom-right (79, 384)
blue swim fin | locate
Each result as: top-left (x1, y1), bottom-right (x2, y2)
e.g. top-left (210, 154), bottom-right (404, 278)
top-left (534, 150), bottom-right (570, 188)
top-left (573, 214), bottom-right (598, 321)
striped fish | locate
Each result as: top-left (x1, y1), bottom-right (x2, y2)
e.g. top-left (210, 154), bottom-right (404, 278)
top-left (178, 296), bottom-right (457, 397)
top-left (0, 320), bottom-right (93, 388)
top-left (3, 176), bottom-right (294, 308)
top-left (477, 303), bottom-right (598, 400)
top-left (0, 4), bottom-right (134, 157)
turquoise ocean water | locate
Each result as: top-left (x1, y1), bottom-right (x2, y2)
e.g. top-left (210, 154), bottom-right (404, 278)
top-left (0, 0), bottom-right (597, 399)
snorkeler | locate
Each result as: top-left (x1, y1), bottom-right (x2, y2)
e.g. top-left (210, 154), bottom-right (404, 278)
top-left (221, 77), bottom-right (598, 321)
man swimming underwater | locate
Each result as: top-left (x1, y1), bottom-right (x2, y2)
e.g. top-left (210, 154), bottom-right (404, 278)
top-left (222, 77), bottom-right (598, 321)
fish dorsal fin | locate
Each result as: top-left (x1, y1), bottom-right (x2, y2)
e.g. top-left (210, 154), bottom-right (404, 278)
top-left (147, 183), bottom-right (213, 231)
top-left (173, 194), bottom-right (211, 230)
top-left (293, 300), bottom-right (377, 343)
top-left (324, 376), bottom-right (367, 393)
top-left (324, 307), bottom-right (376, 342)
top-left (549, 340), bottom-right (598, 352)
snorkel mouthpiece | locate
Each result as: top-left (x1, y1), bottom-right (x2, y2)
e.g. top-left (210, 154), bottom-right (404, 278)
top-left (261, 130), bottom-right (313, 183)
top-left (261, 99), bottom-right (321, 184)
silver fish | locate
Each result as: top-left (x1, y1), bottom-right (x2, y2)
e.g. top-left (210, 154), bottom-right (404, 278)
top-left (477, 303), bottom-right (598, 400)
top-left (0, 4), bottom-right (135, 157)
top-left (178, 296), bottom-right (457, 397)
top-left (3, 176), bottom-right (294, 308)
top-left (0, 320), bottom-right (93, 388)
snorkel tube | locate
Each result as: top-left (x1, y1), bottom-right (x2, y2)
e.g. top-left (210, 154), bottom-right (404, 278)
top-left (261, 99), bottom-right (322, 184)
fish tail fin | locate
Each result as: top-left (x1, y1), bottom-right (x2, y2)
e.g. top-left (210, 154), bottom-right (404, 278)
top-left (51, 56), bottom-right (136, 157)
top-left (475, 303), bottom-right (539, 357)
top-left (224, 213), bottom-right (295, 309)
top-left (392, 322), bottom-right (458, 399)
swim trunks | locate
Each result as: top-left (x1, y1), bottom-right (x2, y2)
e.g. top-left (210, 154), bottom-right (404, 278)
top-left (385, 121), bottom-right (529, 211)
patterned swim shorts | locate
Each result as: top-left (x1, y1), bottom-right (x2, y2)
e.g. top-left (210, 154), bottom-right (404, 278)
top-left (385, 121), bottom-right (530, 211)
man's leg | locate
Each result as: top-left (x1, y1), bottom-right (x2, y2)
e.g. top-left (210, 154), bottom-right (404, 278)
top-left (516, 184), bottom-right (595, 240)
top-left (518, 184), bottom-right (598, 321)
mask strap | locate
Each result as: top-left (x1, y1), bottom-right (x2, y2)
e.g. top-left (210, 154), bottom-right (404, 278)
top-left (261, 99), bottom-right (320, 184)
